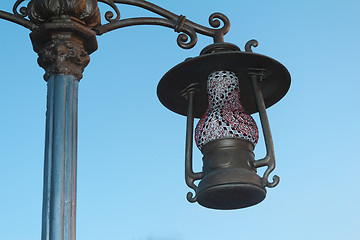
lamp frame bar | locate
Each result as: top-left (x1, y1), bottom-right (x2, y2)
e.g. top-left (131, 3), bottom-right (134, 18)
top-left (248, 70), bottom-right (280, 188)
top-left (183, 85), bottom-right (203, 203)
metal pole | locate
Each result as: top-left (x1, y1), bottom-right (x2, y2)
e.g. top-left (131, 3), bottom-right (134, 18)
top-left (27, 8), bottom-right (97, 238)
top-left (42, 75), bottom-right (78, 240)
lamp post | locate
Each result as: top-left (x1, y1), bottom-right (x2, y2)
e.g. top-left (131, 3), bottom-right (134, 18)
top-left (0, 0), bottom-right (290, 239)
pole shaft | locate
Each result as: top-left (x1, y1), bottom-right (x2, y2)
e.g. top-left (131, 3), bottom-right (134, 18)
top-left (42, 75), bottom-right (78, 240)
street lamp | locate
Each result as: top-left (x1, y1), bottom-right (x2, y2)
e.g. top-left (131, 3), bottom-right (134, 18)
top-left (1, 0), bottom-right (290, 239)
top-left (158, 41), bottom-right (290, 209)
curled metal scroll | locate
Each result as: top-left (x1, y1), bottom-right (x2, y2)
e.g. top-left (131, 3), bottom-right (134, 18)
top-left (207, 12), bottom-right (230, 42)
top-left (98, 0), bottom-right (121, 22)
top-left (245, 39), bottom-right (259, 52)
top-left (177, 31), bottom-right (197, 49)
top-left (263, 165), bottom-right (280, 188)
top-left (174, 15), bottom-right (197, 49)
top-left (13, 0), bottom-right (28, 18)
top-left (95, 0), bottom-right (231, 49)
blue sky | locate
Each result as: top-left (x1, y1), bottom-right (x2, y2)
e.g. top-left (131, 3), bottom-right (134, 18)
top-left (1, 0), bottom-right (360, 240)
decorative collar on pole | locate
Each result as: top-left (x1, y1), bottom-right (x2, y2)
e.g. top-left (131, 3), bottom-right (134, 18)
top-left (24, 0), bottom-right (101, 80)
top-left (27, 0), bottom-right (101, 27)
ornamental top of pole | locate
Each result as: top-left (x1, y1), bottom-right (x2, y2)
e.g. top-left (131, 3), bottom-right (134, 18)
top-left (27, 0), bottom-right (101, 27)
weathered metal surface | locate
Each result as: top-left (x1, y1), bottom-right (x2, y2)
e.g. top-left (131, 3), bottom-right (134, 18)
top-left (9, 0), bottom-right (101, 26)
top-left (28, 0), bottom-right (100, 26)
top-left (30, 21), bottom-right (95, 80)
top-left (42, 75), bottom-right (78, 240)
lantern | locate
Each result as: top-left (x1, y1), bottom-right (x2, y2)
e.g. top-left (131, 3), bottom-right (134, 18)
top-left (158, 41), bottom-right (290, 209)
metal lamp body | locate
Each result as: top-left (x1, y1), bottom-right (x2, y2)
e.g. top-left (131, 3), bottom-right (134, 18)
top-left (198, 138), bottom-right (265, 209)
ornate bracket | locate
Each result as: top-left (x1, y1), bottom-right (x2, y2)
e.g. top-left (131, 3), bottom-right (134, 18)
top-left (95, 0), bottom-right (230, 49)
top-left (1, 1), bottom-right (231, 50)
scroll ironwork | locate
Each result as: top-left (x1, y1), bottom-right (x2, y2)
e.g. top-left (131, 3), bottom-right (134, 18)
top-left (1, 0), bottom-right (231, 50)
top-left (94, 0), bottom-right (230, 49)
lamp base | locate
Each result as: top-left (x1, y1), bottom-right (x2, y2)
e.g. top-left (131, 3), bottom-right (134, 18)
top-left (197, 138), bottom-right (266, 210)
top-left (197, 169), bottom-right (266, 209)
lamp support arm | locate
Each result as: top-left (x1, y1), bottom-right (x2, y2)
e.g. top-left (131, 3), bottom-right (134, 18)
top-left (95, 0), bottom-right (230, 48)
top-left (250, 73), bottom-right (280, 188)
top-left (183, 86), bottom-right (203, 203)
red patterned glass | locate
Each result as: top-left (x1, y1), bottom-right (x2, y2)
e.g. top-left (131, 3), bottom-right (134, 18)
top-left (195, 70), bottom-right (259, 150)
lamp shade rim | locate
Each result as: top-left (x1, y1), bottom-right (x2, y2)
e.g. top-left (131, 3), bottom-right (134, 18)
top-left (157, 51), bottom-right (291, 117)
